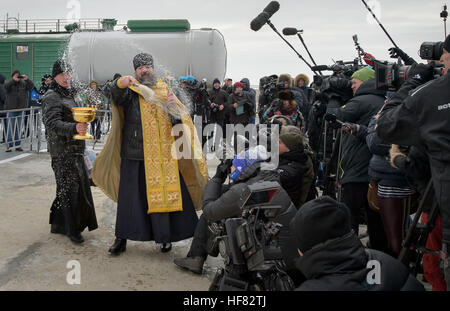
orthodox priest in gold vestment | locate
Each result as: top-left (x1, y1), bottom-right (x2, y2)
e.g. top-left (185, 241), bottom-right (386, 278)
top-left (92, 53), bottom-right (208, 254)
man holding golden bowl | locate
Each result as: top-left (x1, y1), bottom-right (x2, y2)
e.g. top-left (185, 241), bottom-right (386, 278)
top-left (41, 59), bottom-right (98, 244)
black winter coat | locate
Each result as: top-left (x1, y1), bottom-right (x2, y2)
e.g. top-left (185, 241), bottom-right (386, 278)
top-left (4, 78), bottom-right (35, 110)
top-left (201, 163), bottom-right (300, 279)
top-left (209, 87), bottom-right (229, 121)
top-left (295, 232), bottom-right (424, 291)
top-left (42, 83), bottom-right (85, 158)
top-left (277, 149), bottom-right (312, 208)
top-left (336, 79), bottom-right (385, 185)
top-left (110, 78), bottom-right (145, 160)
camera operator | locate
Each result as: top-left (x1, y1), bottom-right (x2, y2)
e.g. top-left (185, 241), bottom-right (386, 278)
top-left (277, 74), bottom-right (307, 116)
top-left (173, 145), bottom-right (303, 285)
top-left (258, 74), bottom-right (278, 121)
top-left (376, 35), bottom-right (450, 289)
top-left (289, 196), bottom-right (424, 291)
top-left (4, 70), bottom-right (35, 152)
top-left (332, 67), bottom-right (387, 252)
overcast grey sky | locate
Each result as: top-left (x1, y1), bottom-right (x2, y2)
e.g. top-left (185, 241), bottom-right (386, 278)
top-left (2, 0), bottom-right (446, 85)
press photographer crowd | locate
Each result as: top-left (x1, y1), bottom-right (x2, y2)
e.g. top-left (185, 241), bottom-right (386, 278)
top-left (2, 1), bottom-right (450, 293)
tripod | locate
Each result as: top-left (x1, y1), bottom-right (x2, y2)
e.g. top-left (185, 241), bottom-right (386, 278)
top-left (398, 179), bottom-right (441, 276)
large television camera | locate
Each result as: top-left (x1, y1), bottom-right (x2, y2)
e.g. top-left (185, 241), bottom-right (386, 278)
top-left (374, 41), bottom-right (445, 91)
top-left (208, 181), bottom-right (295, 291)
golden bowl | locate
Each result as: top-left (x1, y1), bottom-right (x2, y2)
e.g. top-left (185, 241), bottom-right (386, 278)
top-left (72, 107), bottom-right (97, 140)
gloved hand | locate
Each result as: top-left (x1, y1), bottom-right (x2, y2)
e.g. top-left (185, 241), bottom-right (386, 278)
top-left (214, 159), bottom-right (233, 181)
top-left (407, 62), bottom-right (436, 83)
top-left (389, 47), bottom-right (417, 65)
top-left (342, 122), bottom-right (359, 135)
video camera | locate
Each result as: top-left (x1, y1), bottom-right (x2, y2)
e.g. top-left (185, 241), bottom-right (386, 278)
top-left (374, 41), bottom-right (445, 91)
top-left (208, 181), bottom-right (295, 291)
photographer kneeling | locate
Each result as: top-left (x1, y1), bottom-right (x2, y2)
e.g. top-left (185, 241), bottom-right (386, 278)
top-left (290, 196), bottom-right (424, 291)
top-left (174, 145), bottom-right (302, 285)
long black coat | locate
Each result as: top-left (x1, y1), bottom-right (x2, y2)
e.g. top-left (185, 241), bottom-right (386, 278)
top-left (336, 79), bottom-right (385, 185)
top-left (41, 82), bottom-right (98, 236)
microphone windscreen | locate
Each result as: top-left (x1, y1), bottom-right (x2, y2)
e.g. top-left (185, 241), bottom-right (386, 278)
top-left (263, 1), bottom-right (280, 18)
top-left (311, 65), bottom-right (329, 71)
top-left (250, 12), bottom-right (269, 31)
top-left (282, 28), bottom-right (298, 36)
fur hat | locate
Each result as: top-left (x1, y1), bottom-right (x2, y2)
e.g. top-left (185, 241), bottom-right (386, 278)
top-left (295, 74), bottom-right (310, 87)
top-left (133, 52), bottom-right (154, 70)
top-left (277, 74), bottom-right (293, 88)
top-left (278, 90), bottom-right (294, 101)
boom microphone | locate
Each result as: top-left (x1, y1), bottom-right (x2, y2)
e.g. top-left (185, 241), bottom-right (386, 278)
top-left (282, 28), bottom-right (300, 36)
top-left (311, 65), bottom-right (329, 72)
top-left (250, 1), bottom-right (280, 31)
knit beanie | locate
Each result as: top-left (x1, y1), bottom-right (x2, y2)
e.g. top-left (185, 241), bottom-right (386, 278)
top-left (213, 78), bottom-right (221, 85)
top-left (234, 81), bottom-right (244, 89)
top-left (133, 52), bottom-right (154, 70)
top-left (351, 67), bottom-right (375, 82)
top-left (289, 196), bottom-right (352, 253)
top-left (52, 59), bottom-right (72, 78)
top-left (279, 125), bottom-right (304, 151)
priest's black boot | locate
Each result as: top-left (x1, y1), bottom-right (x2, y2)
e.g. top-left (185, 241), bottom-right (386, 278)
top-left (69, 232), bottom-right (84, 244)
top-left (109, 238), bottom-right (127, 255)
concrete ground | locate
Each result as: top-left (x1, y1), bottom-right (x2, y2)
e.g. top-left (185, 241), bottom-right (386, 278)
top-left (0, 143), bottom-right (223, 291)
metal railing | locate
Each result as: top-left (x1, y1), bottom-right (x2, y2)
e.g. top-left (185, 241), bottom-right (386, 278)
top-left (0, 18), bottom-right (126, 34)
top-left (1, 108), bottom-right (112, 153)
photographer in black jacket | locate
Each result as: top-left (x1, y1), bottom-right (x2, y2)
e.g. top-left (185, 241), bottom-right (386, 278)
top-left (174, 145), bottom-right (302, 284)
top-left (377, 34), bottom-right (450, 289)
top-left (290, 196), bottom-right (424, 291)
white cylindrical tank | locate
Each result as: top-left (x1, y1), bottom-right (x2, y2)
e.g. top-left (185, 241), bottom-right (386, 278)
top-left (66, 29), bottom-right (227, 85)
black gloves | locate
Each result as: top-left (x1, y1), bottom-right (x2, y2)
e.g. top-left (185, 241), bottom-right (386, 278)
top-left (389, 47), bottom-right (417, 65)
top-left (214, 159), bottom-right (233, 181)
top-left (407, 62), bottom-right (437, 83)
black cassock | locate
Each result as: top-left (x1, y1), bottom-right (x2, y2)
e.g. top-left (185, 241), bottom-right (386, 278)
top-left (50, 155), bottom-right (98, 236)
top-left (115, 159), bottom-right (199, 243)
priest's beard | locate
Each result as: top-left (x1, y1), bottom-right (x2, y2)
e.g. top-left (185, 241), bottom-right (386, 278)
top-left (136, 71), bottom-right (157, 87)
